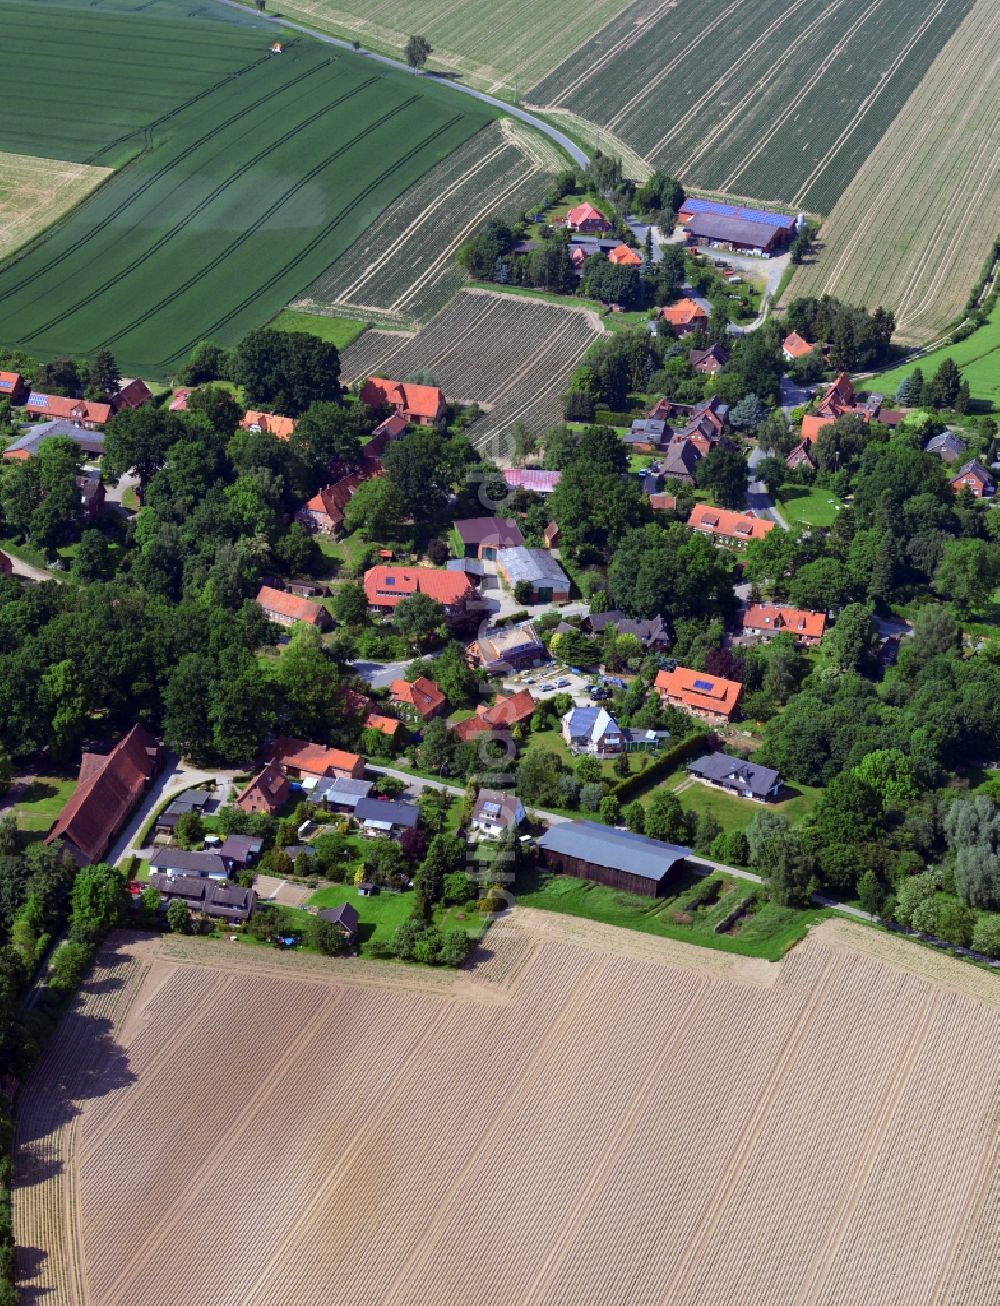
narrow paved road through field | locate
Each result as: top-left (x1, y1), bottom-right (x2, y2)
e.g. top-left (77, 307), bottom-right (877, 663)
top-left (211, 0), bottom-right (589, 167)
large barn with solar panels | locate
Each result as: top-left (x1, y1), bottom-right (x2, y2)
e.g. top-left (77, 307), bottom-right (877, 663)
top-left (678, 196), bottom-right (799, 256)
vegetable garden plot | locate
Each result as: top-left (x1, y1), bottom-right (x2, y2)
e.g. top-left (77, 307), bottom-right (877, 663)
top-left (0, 4), bottom-right (490, 375)
top-left (15, 916), bottom-right (1000, 1306)
top-left (340, 290), bottom-right (605, 451)
top-left (529, 0), bottom-right (973, 214)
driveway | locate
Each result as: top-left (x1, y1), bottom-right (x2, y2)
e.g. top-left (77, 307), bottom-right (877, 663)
top-left (5, 552), bottom-right (62, 584)
top-left (746, 446), bottom-right (789, 530)
top-left (780, 373), bottom-right (810, 418)
top-left (109, 756), bottom-right (240, 866)
top-left (349, 658), bottom-right (416, 690)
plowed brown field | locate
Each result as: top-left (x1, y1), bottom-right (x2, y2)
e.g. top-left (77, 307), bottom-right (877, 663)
top-left (14, 915), bottom-right (1000, 1305)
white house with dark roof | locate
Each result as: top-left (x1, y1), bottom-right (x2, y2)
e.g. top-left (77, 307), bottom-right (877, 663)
top-left (561, 706), bottom-right (623, 756)
top-left (470, 789), bottom-right (526, 838)
top-left (687, 752), bottom-right (781, 801)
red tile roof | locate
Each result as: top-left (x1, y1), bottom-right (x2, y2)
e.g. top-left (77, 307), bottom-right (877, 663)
top-left (236, 762), bottom-right (290, 815)
top-left (390, 676), bottom-right (447, 719)
top-left (565, 202), bottom-right (606, 227)
top-left (364, 565), bottom-right (473, 609)
top-left (268, 736), bottom-right (365, 779)
top-left (256, 584), bottom-right (326, 625)
top-left (801, 414), bottom-right (835, 444)
top-left (364, 711), bottom-right (401, 737)
top-left (661, 298), bottom-right (708, 328)
top-left (241, 410), bottom-right (296, 440)
top-left (608, 243), bottom-right (642, 266)
top-left (687, 503), bottom-right (775, 542)
top-left (782, 332), bottom-right (814, 359)
top-left (24, 394), bottom-right (112, 425)
top-left (654, 666), bottom-right (742, 719)
top-left (169, 388), bottom-right (192, 411)
top-left (453, 690), bottom-right (536, 741)
top-left (743, 604), bottom-right (827, 641)
top-left (649, 493), bottom-right (678, 512)
top-left (111, 378), bottom-right (153, 411)
top-left (45, 725), bottom-right (162, 863)
top-left (359, 377), bottom-right (445, 422)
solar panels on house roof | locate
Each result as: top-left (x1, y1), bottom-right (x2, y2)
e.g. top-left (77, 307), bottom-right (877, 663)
top-left (681, 196), bottom-right (794, 229)
top-left (694, 679), bottom-right (715, 692)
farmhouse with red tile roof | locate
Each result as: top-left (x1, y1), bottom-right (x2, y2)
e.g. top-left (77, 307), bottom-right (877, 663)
top-left (742, 604), bottom-right (827, 647)
top-left (297, 472), bottom-right (366, 537)
top-left (268, 736), bottom-right (365, 781)
top-left (660, 298), bottom-right (709, 335)
top-left (256, 584), bottom-right (331, 629)
top-left (389, 676), bottom-right (447, 722)
top-left (654, 666), bottom-right (742, 724)
top-left (45, 725), bottom-right (163, 865)
top-left (951, 459), bottom-right (995, 498)
top-left (236, 763), bottom-right (290, 816)
top-left (360, 377), bottom-right (446, 426)
top-left (241, 410), bottom-right (296, 440)
top-left (564, 202), bottom-right (608, 233)
top-left (608, 243), bottom-right (642, 266)
top-left (0, 372), bottom-right (28, 404)
top-left (782, 332), bottom-right (815, 361)
top-left (24, 393), bottom-right (111, 428)
top-left (364, 565), bottom-right (473, 613)
top-left (687, 503), bottom-right (775, 546)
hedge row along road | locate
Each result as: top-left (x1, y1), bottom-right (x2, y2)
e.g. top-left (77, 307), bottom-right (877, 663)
top-left (0, 0), bottom-right (509, 376)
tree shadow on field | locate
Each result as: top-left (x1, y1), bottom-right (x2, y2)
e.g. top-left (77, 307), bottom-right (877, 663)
top-left (14, 1246), bottom-right (51, 1303)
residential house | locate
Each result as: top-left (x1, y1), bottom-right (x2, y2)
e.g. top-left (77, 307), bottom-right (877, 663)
top-left (608, 243), bottom-right (642, 266)
top-left (785, 441), bottom-right (815, 472)
top-left (268, 736), bottom-right (366, 782)
top-left (561, 706), bottom-right (623, 755)
top-left (741, 604), bottom-right (827, 647)
top-left (297, 473), bottom-right (366, 537)
top-left (453, 689), bottom-right (537, 742)
top-left (236, 763), bottom-right (290, 816)
top-left (564, 202), bottom-right (609, 233)
top-left (649, 492), bottom-right (678, 512)
top-left (308, 777), bottom-right (373, 814)
top-left (316, 902), bottom-right (360, 946)
top-left (654, 665), bottom-right (742, 724)
top-left (661, 438), bottom-right (702, 485)
top-left (951, 459), bottom-right (994, 498)
top-left (495, 547), bottom-right (571, 603)
top-left (169, 388), bottom-right (192, 411)
top-left (453, 516), bottom-right (524, 560)
top-left (584, 610), bottom-right (672, 651)
top-left (660, 298), bottom-right (709, 335)
top-left (4, 421), bottom-right (106, 461)
top-left (536, 822), bottom-right (690, 898)
top-left (256, 584), bottom-right (332, 630)
top-left (468, 622), bottom-right (547, 673)
top-left (45, 724), bottom-right (163, 865)
top-left (353, 797), bottom-right (420, 839)
top-left (925, 430), bottom-right (967, 464)
top-left (503, 468), bottom-right (561, 495)
top-left (687, 753), bottom-right (782, 801)
top-left (627, 417), bottom-right (669, 452)
top-left (782, 332), bottom-right (815, 361)
top-left (218, 835), bottom-right (263, 868)
top-left (470, 789), bottom-right (526, 838)
top-left (23, 394), bottom-right (111, 427)
top-left (569, 245), bottom-right (587, 273)
top-left (76, 470), bottom-right (105, 521)
top-left (389, 676), bottom-right (447, 723)
top-left (150, 849), bottom-right (230, 881)
top-left (110, 378), bottom-right (153, 412)
top-left (543, 521), bottom-right (560, 549)
top-left (0, 372), bottom-right (28, 404)
top-left (149, 873), bottom-right (256, 923)
top-left (801, 413), bottom-right (835, 444)
top-left (344, 689), bottom-right (402, 741)
top-left (241, 410), bottom-right (296, 440)
top-left (363, 565), bottom-right (474, 616)
top-left (687, 503), bottom-right (775, 547)
top-left (359, 377), bottom-right (446, 426)
top-left (689, 344), bottom-right (729, 374)
top-left (361, 412), bottom-right (408, 465)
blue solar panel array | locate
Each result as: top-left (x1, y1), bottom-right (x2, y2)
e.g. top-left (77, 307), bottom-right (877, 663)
top-left (693, 679), bottom-right (715, 692)
top-left (682, 197), bottom-right (794, 229)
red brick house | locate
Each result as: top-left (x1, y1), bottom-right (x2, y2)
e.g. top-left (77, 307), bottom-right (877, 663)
top-left (236, 763), bottom-right (290, 816)
top-left (654, 666), bottom-right (742, 724)
top-left (785, 441), bottom-right (816, 471)
top-left (453, 689), bottom-right (536, 742)
top-left (687, 503), bottom-right (775, 547)
top-left (608, 243), bottom-right (642, 266)
top-left (389, 676), bottom-right (447, 723)
top-left (742, 604), bottom-right (827, 647)
top-left (110, 378), bottom-right (153, 412)
top-left (268, 736), bottom-right (366, 782)
top-left (0, 372), bottom-right (28, 405)
top-left (951, 459), bottom-right (995, 498)
top-left (24, 393), bottom-right (111, 428)
top-left (689, 344), bottom-right (729, 374)
top-left (660, 298), bottom-right (709, 335)
top-left (256, 584), bottom-right (332, 630)
top-left (359, 378), bottom-right (446, 426)
top-left (564, 202), bottom-right (608, 233)
top-left (241, 410), bottom-right (296, 440)
top-left (297, 473), bottom-right (365, 537)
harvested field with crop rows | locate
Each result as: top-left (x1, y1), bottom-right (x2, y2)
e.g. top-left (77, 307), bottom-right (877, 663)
top-left (341, 289), bottom-right (606, 456)
top-left (295, 120), bottom-right (561, 327)
top-left (14, 914), bottom-right (1000, 1305)
top-left (0, 154), bottom-right (110, 261)
top-left (530, 0), bottom-right (973, 214)
top-left (270, 0), bottom-right (632, 95)
top-left (787, 0), bottom-right (1000, 345)
top-left (0, 0), bottom-right (489, 375)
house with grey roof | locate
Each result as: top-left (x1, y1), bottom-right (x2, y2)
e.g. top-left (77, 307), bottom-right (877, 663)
top-left (561, 706), bottom-right (623, 756)
top-left (536, 822), bottom-right (690, 897)
top-left (584, 610), bottom-right (673, 651)
top-left (316, 901), bottom-right (360, 945)
top-left (149, 848), bottom-right (230, 880)
top-left (5, 421), bottom-right (105, 460)
top-left (661, 438), bottom-right (702, 485)
top-left (309, 776), bottom-right (373, 812)
top-left (687, 752), bottom-right (781, 801)
top-left (470, 788), bottom-right (526, 838)
top-left (495, 547), bottom-right (570, 603)
top-left (453, 516), bottom-right (524, 560)
top-left (924, 430), bottom-right (966, 464)
top-left (149, 873), bottom-right (256, 923)
top-left (353, 797), bottom-right (420, 838)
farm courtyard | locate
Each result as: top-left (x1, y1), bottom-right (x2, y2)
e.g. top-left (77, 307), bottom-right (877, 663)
top-left (15, 915), bottom-right (1000, 1305)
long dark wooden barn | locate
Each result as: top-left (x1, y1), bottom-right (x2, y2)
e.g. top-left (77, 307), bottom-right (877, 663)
top-left (536, 821), bottom-right (690, 898)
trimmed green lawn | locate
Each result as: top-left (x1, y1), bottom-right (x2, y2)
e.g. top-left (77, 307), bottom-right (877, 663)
top-left (269, 308), bottom-right (367, 349)
top-left (875, 301), bottom-right (1000, 412)
top-left (517, 870), bottom-right (826, 961)
top-left (777, 484), bottom-right (844, 527)
top-left (666, 773), bottom-right (822, 834)
top-left (9, 775), bottom-right (77, 834)
top-left (306, 883), bottom-right (414, 956)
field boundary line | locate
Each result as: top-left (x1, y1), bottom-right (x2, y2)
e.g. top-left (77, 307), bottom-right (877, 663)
top-left (543, 1), bottom-right (674, 109)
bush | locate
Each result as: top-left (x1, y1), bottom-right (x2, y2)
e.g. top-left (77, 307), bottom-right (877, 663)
top-left (579, 782), bottom-right (605, 812)
top-left (610, 731), bottom-right (706, 802)
top-left (971, 913), bottom-right (1000, 958)
top-left (49, 940), bottom-right (93, 992)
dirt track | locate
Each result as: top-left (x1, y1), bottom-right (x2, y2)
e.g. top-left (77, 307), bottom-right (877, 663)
top-left (13, 913), bottom-right (1000, 1304)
